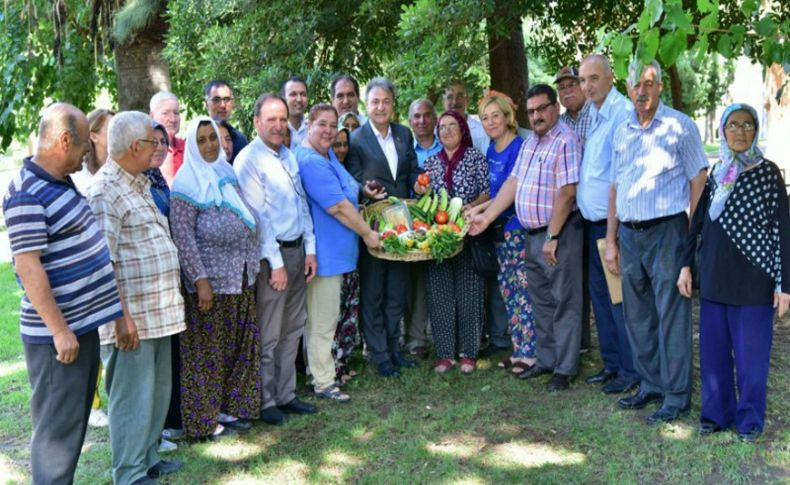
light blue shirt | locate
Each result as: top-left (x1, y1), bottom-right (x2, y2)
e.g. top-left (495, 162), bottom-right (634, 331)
top-left (577, 87), bottom-right (633, 221)
top-left (234, 138), bottom-right (316, 269)
top-left (611, 102), bottom-right (709, 222)
top-left (414, 136), bottom-right (442, 168)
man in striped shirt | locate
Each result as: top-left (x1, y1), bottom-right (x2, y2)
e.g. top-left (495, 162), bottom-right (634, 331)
top-left (3, 103), bottom-right (123, 484)
top-left (605, 60), bottom-right (708, 424)
top-left (469, 84), bottom-right (584, 391)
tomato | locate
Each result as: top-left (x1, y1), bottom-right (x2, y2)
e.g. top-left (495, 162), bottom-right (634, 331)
top-left (434, 210), bottom-right (448, 225)
top-left (381, 230), bottom-right (397, 239)
top-left (417, 173), bottom-right (431, 186)
top-left (448, 223), bottom-right (461, 233)
top-left (395, 224), bottom-right (408, 234)
top-left (412, 221), bottom-right (429, 231)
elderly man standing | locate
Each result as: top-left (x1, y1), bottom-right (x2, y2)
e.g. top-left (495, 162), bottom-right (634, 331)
top-left (346, 77), bottom-right (420, 377)
top-left (331, 74), bottom-right (368, 125)
top-left (235, 93), bottom-right (318, 425)
top-left (605, 60), bottom-right (708, 424)
top-left (403, 98), bottom-right (441, 358)
top-left (204, 79), bottom-right (248, 163)
top-left (576, 55), bottom-right (640, 394)
top-left (4, 103), bottom-right (123, 485)
top-left (442, 80), bottom-right (509, 356)
top-left (149, 91), bottom-right (184, 185)
top-left (88, 111), bottom-right (186, 484)
top-left (283, 76), bottom-right (309, 149)
top-left (470, 84), bottom-right (584, 391)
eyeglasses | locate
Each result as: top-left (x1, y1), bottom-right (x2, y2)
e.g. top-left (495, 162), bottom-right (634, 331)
top-left (527, 102), bottom-right (554, 117)
top-left (137, 138), bottom-right (163, 148)
top-left (438, 123), bottom-right (460, 132)
top-left (557, 80), bottom-right (579, 91)
top-left (208, 96), bottom-right (234, 105)
top-left (724, 121), bottom-right (755, 133)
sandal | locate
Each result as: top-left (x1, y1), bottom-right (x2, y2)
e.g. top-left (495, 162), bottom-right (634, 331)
top-left (459, 357), bottom-right (476, 375)
top-left (434, 358), bottom-right (455, 374)
top-left (315, 385), bottom-right (351, 402)
top-left (511, 361), bottom-right (531, 374)
top-left (498, 356), bottom-right (514, 369)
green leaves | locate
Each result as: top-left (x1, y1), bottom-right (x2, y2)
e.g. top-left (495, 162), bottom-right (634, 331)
top-left (659, 30), bottom-right (687, 68)
top-left (754, 16), bottom-right (777, 37)
top-left (638, 0), bottom-right (663, 32)
top-left (611, 33), bottom-right (634, 79)
top-left (637, 28), bottom-right (660, 64)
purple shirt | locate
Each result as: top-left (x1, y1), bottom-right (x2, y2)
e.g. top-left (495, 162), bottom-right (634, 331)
top-left (512, 121), bottom-right (581, 229)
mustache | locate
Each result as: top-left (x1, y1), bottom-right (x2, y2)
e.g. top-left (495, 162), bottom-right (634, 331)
top-left (636, 95), bottom-right (650, 103)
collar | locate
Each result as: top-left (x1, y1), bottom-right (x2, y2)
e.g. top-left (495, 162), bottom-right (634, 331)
top-left (593, 87), bottom-right (622, 120)
top-left (24, 157), bottom-right (70, 185)
top-left (253, 136), bottom-right (287, 159)
top-left (535, 121), bottom-right (563, 142)
top-left (105, 158), bottom-right (149, 192)
top-left (628, 101), bottom-right (666, 130)
top-left (414, 136), bottom-right (440, 152)
top-left (289, 119), bottom-right (306, 132)
top-left (372, 123), bottom-right (392, 140)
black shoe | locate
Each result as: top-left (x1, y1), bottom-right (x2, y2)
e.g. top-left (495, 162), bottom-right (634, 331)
top-left (699, 419), bottom-right (725, 436)
top-left (147, 459), bottom-right (183, 478)
top-left (617, 390), bottom-right (663, 409)
top-left (221, 418), bottom-right (252, 430)
top-left (737, 427), bottom-right (762, 443)
top-left (260, 406), bottom-right (287, 425)
top-left (602, 375), bottom-right (640, 394)
top-left (391, 352), bottom-right (418, 369)
top-left (516, 364), bottom-right (552, 380)
top-left (547, 373), bottom-right (571, 391)
top-left (278, 397), bottom-right (318, 415)
top-left (478, 345), bottom-right (510, 358)
top-left (646, 404), bottom-right (690, 425)
top-left (376, 361), bottom-right (401, 378)
top-left (585, 368), bottom-right (617, 385)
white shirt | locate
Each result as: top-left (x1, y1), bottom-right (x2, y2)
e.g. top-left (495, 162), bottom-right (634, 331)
top-left (234, 137), bottom-right (316, 269)
top-left (373, 124), bottom-right (399, 179)
top-left (71, 164), bottom-right (95, 195)
top-left (289, 119), bottom-right (308, 150)
top-left (466, 115), bottom-right (490, 154)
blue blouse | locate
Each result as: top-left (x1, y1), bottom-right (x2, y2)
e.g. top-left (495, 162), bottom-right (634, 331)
top-left (487, 136), bottom-right (524, 232)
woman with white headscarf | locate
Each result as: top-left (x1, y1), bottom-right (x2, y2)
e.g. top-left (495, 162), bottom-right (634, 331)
top-left (170, 117), bottom-right (262, 439)
top-left (678, 103), bottom-right (790, 442)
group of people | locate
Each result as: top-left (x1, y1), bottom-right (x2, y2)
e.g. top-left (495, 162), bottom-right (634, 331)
top-left (5, 54), bottom-right (789, 485)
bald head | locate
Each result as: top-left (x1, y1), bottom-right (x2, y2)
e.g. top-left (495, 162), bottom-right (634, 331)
top-left (35, 103), bottom-right (89, 177)
top-left (579, 54), bottom-right (615, 109)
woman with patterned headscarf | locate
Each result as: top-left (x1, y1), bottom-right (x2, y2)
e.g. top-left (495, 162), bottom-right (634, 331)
top-left (170, 117), bottom-right (262, 439)
top-left (678, 103), bottom-right (790, 442)
top-left (415, 110), bottom-right (490, 374)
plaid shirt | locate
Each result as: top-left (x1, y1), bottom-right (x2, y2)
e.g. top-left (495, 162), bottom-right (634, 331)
top-left (512, 121), bottom-right (582, 229)
top-left (560, 101), bottom-right (592, 145)
top-left (88, 159), bottom-right (185, 344)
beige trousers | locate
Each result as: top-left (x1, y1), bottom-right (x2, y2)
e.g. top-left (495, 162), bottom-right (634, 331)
top-left (306, 275), bottom-right (343, 391)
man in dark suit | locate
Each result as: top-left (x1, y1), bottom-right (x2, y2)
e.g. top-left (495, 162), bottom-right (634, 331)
top-left (346, 77), bottom-right (421, 378)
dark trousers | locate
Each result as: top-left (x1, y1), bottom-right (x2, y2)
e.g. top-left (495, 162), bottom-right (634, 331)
top-left (426, 248), bottom-right (484, 359)
top-left (359, 249), bottom-right (409, 364)
top-left (485, 274), bottom-right (510, 348)
top-left (523, 212), bottom-right (584, 376)
top-left (163, 333), bottom-right (182, 430)
top-left (700, 299), bottom-right (774, 433)
top-left (257, 246), bottom-right (307, 409)
top-left (25, 330), bottom-right (99, 485)
top-left (585, 220), bottom-right (637, 378)
top-left (619, 215), bottom-right (692, 408)
top-left (404, 262), bottom-right (431, 350)
top-left (581, 224), bottom-right (592, 349)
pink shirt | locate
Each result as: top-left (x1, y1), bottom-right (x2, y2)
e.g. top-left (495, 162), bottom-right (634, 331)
top-left (512, 121), bottom-right (581, 229)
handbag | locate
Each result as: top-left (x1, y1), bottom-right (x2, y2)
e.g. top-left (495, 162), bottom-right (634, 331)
top-left (468, 220), bottom-right (504, 277)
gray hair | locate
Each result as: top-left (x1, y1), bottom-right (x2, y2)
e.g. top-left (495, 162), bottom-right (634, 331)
top-left (582, 54), bottom-right (613, 74)
top-left (37, 103), bottom-right (82, 151)
top-left (149, 91), bottom-right (179, 113)
top-left (408, 98), bottom-right (436, 119)
top-left (627, 59), bottom-right (662, 86)
top-left (108, 111), bottom-right (152, 158)
top-left (365, 77), bottom-right (396, 103)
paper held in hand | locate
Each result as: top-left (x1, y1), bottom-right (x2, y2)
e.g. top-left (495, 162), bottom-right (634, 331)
top-left (596, 238), bottom-right (623, 305)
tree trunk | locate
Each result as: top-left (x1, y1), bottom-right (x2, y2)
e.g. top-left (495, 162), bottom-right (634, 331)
top-left (667, 64), bottom-right (684, 113)
top-left (487, 12), bottom-right (529, 127)
top-left (113, 15), bottom-right (170, 112)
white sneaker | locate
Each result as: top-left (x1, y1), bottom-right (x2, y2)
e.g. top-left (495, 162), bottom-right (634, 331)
top-left (158, 438), bottom-right (178, 453)
top-left (161, 428), bottom-right (185, 441)
top-left (88, 409), bottom-right (109, 427)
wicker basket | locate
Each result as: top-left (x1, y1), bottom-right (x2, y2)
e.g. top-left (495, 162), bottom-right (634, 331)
top-left (362, 198), bottom-right (470, 262)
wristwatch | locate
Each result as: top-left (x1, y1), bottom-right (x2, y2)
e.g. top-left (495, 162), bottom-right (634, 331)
top-left (545, 231), bottom-right (559, 242)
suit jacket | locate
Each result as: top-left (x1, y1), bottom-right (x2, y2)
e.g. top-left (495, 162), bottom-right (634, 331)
top-left (346, 121), bottom-right (420, 200)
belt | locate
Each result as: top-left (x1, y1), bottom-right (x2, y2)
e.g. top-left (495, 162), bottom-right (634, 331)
top-left (277, 236), bottom-right (303, 248)
top-left (525, 226), bottom-right (547, 236)
top-left (585, 219), bottom-right (608, 227)
top-left (621, 213), bottom-right (684, 231)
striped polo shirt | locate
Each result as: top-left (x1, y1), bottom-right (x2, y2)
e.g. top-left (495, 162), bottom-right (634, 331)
top-left (611, 102), bottom-right (709, 222)
top-left (3, 158), bottom-right (123, 344)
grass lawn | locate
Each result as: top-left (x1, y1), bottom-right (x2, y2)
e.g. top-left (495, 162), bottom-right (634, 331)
top-left (0, 261), bottom-right (788, 484)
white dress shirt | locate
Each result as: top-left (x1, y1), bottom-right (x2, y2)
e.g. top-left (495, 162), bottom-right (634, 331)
top-left (234, 137), bottom-right (316, 269)
top-left (289, 119), bottom-right (308, 150)
top-left (373, 124), bottom-right (399, 179)
top-left (466, 115), bottom-right (491, 154)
